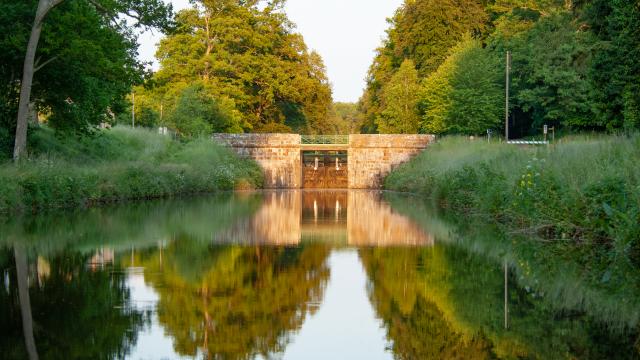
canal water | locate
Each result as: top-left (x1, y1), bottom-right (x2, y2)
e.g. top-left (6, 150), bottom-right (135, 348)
top-left (0, 191), bottom-right (638, 359)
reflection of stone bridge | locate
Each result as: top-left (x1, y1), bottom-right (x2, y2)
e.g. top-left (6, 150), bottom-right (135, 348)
top-left (215, 191), bottom-right (434, 247)
top-left (213, 134), bottom-right (435, 189)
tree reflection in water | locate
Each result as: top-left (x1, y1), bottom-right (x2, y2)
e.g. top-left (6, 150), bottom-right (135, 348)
top-left (360, 244), bottom-right (640, 359)
top-left (135, 240), bottom-right (330, 359)
top-left (0, 191), bottom-right (638, 359)
top-left (0, 248), bottom-right (145, 359)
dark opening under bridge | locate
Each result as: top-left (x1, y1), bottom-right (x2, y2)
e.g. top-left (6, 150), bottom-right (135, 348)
top-left (213, 134), bottom-right (435, 189)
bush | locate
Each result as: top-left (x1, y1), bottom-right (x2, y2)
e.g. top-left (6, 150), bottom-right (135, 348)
top-left (0, 126), bottom-right (263, 213)
top-left (385, 135), bottom-right (640, 272)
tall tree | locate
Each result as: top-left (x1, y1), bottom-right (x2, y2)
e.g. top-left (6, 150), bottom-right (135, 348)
top-left (420, 36), bottom-right (503, 135)
top-left (582, 0), bottom-right (640, 131)
top-left (360, 0), bottom-right (488, 133)
top-left (8, 0), bottom-right (172, 160)
top-left (376, 59), bottom-right (421, 134)
top-left (151, 0), bottom-right (333, 134)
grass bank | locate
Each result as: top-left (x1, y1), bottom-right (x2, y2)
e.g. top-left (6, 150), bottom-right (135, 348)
top-left (0, 126), bottom-right (263, 213)
top-left (385, 135), bottom-right (640, 277)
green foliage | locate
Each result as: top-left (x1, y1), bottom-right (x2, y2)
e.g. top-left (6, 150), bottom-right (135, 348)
top-left (0, 0), bottom-right (173, 147)
top-left (148, 1), bottom-right (333, 134)
top-left (0, 126), bottom-right (263, 212)
top-left (489, 12), bottom-right (596, 130)
top-left (0, 250), bottom-right (146, 359)
top-left (420, 36), bottom-right (503, 135)
top-left (375, 59), bottom-right (421, 134)
top-left (324, 102), bottom-right (362, 134)
top-left (385, 135), bottom-right (640, 276)
top-left (582, 0), bottom-right (640, 131)
top-left (363, 0), bottom-right (640, 135)
top-left (168, 84), bottom-right (244, 137)
top-left (360, 0), bottom-right (488, 134)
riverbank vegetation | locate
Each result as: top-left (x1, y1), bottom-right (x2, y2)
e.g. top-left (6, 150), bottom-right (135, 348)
top-left (385, 136), bottom-right (640, 278)
top-left (361, 0), bottom-right (640, 136)
top-left (0, 126), bottom-right (262, 213)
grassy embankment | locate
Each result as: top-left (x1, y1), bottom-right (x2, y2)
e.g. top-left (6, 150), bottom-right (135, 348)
top-left (385, 136), bottom-right (640, 276)
top-left (0, 126), bottom-right (263, 213)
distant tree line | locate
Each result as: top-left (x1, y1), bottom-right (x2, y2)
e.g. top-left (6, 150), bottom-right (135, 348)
top-left (360, 0), bottom-right (640, 136)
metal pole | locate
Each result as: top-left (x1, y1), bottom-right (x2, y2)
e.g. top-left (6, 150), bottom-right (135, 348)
top-left (504, 258), bottom-right (509, 330)
top-left (131, 93), bottom-right (135, 128)
top-left (505, 51), bottom-right (511, 141)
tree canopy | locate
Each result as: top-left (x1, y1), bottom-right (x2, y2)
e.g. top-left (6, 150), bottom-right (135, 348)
top-left (142, 0), bottom-right (334, 136)
top-left (361, 0), bottom-right (640, 136)
top-left (0, 0), bottom-right (172, 157)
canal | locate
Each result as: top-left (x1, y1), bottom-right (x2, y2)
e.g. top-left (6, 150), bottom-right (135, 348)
top-left (0, 191), bottom-right (638, 359)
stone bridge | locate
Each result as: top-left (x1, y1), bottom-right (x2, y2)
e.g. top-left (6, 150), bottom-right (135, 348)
top-left (212, 134), bottom-right (435, 189)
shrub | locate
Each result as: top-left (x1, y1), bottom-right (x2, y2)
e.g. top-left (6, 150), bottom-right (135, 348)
top-left (0, 126), bottom-right (263, 213)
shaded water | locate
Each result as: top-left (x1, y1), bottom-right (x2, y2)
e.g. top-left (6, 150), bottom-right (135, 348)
top-left (0, 191), bottom-right (638, 359)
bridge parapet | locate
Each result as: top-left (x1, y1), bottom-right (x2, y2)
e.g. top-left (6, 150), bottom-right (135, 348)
top-left (348, 134), bottom-right (435, 189)
top-left (213, 133), bottom-right (435, 189)
top-left (213, 133), bottom-right (302, 188)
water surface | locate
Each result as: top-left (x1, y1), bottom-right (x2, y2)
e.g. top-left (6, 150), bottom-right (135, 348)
top-left (1, 191), bottom-right (637, 359)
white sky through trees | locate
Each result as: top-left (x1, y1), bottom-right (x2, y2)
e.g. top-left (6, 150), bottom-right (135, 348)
top-left (136, 0), bottom-right (403, 103)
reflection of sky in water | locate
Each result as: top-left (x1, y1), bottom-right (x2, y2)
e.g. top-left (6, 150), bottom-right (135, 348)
top-left (126, 270), bottom-right (192, 360)
top-left (124, 250), bottom-right (391, 360)
top-left (283, 250), bottom-right (392, 360)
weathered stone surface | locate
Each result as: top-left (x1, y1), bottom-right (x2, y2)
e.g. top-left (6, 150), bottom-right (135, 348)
top-left (213, 134), bottom-right (302, 189)
top-left (347, 191), bottom-right (434, 246)
top-left (211, 191), bottom-right (433, 246)
top-left (213, 133), bottom-right (435, 189)
top-left (214, 191), bottom-right (302, 245)
top-left (348, 134), bottom-right (434, 189)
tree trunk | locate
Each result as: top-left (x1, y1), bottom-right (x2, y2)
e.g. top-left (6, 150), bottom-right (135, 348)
top-left (13, 0), bottom-right (62, 161)
top-left (15, 245), bottom-right (39, 360)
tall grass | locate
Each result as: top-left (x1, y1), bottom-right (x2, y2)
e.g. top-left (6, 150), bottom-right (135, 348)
top-left (385, 135), bottom-right (640, 276)
top-left (0, 126), bottom-right (263, 213)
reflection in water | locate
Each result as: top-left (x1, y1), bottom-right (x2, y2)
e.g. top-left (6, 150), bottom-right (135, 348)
top-left (139, 242), bottom-right (330, 359)
top-left (283, 250), bottom-right (392, 360)
top-left (0, 248), bottom-right (145, 359)
top-left (0, 191), bottom-right (638, 359)
top-left (216, 190), bottom-right (433, 247)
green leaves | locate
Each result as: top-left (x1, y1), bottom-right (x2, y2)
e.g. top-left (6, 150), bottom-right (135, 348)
top-left (420, 36), bottom-right (503, 135)
top-left (168, 83), bottom-right (245, 137)
top-left (150, 1), bottom-right (333, 134)
top-left (360, 0), bottom-right (489, 134)
top-left (376, 59), bottom-right (421, 134)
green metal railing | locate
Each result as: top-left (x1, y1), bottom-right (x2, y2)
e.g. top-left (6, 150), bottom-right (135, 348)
top-left (301, 135), bottom-right (349, 145)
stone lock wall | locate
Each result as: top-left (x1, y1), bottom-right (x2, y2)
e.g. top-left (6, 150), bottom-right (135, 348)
top-left (213, 133), bottom-right (434, 189)
top-left (213, 133), bottom-right (302, 188)
top-left (348, 134), bottom-right (435, 189)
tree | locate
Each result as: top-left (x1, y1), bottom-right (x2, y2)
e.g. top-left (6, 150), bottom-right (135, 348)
top-left (582, 0), bottom-right (640, 131)
top-left (9, 0), bottom-right (172, 160)
top-left (420, 36), bottom-right (503, 135)
top-left (361, 0), bottom-right (488, 133)
top-left (376, 59), bottom-right (421, 134)
top-left (138, 242), bottom-right (330, 359)
top-left (168, 84), bottom-right (245, 137)
top-left (324, 102), bottom-right (362, 135)
top-left (151, 0), bottom-right (333, 134)
top-left (499, 12), bottom-right (596, 131)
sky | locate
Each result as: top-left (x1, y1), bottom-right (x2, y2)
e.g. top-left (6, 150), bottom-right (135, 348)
top-left (136, 0), bottom-right (404, 103)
